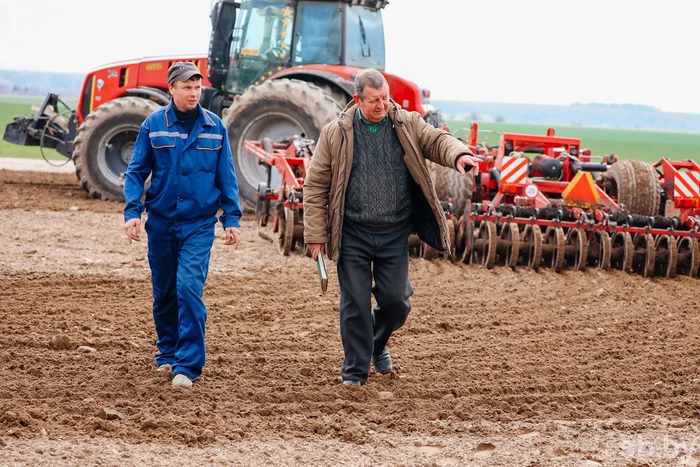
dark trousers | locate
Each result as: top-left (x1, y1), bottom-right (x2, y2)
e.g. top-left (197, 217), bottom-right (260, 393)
top-left (145, 215), bottom-right (216, 380)
top-left (337, 221), bottom-right (414, 383)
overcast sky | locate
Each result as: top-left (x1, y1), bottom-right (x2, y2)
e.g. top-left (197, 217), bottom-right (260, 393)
top-left (0, 0), bottom-right (697, 113)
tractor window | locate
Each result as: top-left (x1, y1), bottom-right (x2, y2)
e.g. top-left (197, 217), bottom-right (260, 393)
top-left (227, 0), bottom-right (293, 92)
top-left (292, 3), bottom-right (342, 65)
top-left (344, 5), bottom-right (385, 70)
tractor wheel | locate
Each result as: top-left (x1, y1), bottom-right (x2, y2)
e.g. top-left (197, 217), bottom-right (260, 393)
top-left (73, 97), bottom-right (160, 201)
top-left (430, 162), bottom-right (474, 218)
top-left (602, 160), bottom-right (661, 216)
top-left (223, 79), bottom-right (343, 209)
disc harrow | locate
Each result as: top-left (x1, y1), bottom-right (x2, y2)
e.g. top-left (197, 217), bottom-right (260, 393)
top-left (420, 124), bottom-right (700, 279)
top-left (445, 204), bottom-right (700, 278)
top-left (243, 136), bottom-right (315, 257)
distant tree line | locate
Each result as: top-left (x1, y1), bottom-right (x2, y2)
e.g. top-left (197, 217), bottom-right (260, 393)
top-left (3, 70), bottom-right (699, 132)
top-left (0, 70), bottom-right (83, 100)
top-left (435, 100), bottom-right (700, 133)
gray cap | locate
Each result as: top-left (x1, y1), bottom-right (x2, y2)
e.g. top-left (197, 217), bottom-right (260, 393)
top-left (167, 62), bottom-right (203, 84)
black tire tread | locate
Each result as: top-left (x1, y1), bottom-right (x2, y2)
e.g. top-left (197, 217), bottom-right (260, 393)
top-left (73, 96), bottom-right (160, 201)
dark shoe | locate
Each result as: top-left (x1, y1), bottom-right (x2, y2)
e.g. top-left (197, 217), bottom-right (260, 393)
top-left (342, 379), bottom-right (362, 386)
top-left (372, 347), bottom-right (393, 374)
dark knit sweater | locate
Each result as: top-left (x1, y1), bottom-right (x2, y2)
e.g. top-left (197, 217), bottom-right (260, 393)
top-left (173, 104), bottom-right (199, 134)
top-left (344, 110), bottom-right (412, 233)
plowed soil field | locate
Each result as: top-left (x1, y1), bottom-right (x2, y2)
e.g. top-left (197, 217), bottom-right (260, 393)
top-left (1, 167), bottom-right (700, 466)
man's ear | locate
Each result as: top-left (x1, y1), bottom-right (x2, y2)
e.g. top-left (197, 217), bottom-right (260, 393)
top-left (352, 94), bottom-right (361, 106)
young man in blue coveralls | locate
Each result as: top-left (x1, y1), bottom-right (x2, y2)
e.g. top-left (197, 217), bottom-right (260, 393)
top-left (123, 62), bottom-right (242, 388)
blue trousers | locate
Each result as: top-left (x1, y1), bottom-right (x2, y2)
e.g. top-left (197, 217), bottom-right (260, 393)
top-left (337, 221), bottom-right (414, 383)
top-left (145, 215), bottom-right (216, 380)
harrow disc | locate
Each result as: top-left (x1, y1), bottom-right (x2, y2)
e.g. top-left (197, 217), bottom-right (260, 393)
top-left (455, 203), bottom-right (472, 255)
top-left (255, 182), bottom-right (270, 227)
top-left (277, 207), bottom-right (294, 256)
top-left (472, 221), bottom-right (497, 269)
top-left (497, 222), bottom-right (521, 268)
top-left (520, 224), bottom-right (542, 270)
top-left (460, 215), bottom-right (475, 264)
top-left (303, 243), bottom-right (313, 258)
top-left (588, 230), bottom-right (611, 270)
top-left (419, 242), bottom-right (438, 260)
top-left (543, 226), bottom-right (566, 272)
top-left (610, 231), bottom-right (634, 273)
top-left (447, 218), bottom-right (457, 261)
top-left (632, 233), bottom-right (656, 278)
top-left (653, 234), bottom-right (677, 278)
top-left (408, 233), bottom-right (422, 257)
top-left (565, 228), bottom-right (589, 271)
top-left (676, 237), bottom-right (700, 278)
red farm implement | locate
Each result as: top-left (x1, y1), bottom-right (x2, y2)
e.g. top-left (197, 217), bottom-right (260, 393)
top-left (431, 123), bottom-right (700, 278)
top-left (242, 136), bottom-right (315, 256)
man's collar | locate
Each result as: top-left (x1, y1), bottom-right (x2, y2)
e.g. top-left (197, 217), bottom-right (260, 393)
top-left (357, 109), bottom-right (387, 130)
top-left (165, 101), bottom-right (215, 128)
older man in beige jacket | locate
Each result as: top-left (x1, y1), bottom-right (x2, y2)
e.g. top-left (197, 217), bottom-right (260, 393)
top-left (304, 68), bottom-right (479, 386)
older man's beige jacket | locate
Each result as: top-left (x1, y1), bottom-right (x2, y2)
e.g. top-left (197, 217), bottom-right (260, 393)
top-left (303, 99), bottom-right (472, 262)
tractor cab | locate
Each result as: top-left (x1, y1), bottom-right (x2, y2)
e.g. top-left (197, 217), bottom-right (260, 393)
top-left (209, 0), bottom-right (387, 94)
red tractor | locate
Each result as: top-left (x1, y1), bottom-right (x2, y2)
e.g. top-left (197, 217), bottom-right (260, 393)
top-left (4, 0), bottom-right (443, 205)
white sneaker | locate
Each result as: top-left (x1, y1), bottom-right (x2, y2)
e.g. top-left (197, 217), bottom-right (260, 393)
top-left (172, 374), bottom-right (193, 388)
top-left (156, 363), bottom-right (172, 373)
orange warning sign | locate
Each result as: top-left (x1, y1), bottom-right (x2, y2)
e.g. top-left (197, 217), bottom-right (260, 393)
top-left (562, 172), bottom-right (601, 208)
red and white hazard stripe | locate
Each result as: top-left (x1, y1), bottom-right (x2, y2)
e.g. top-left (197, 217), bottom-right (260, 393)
top-left (500, 156), bottom-right (529, 185)
top-left (674, 171), bottom-right (700, 199)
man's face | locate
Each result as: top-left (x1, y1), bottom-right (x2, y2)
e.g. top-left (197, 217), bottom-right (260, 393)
top-left (353, 84), bottom-right (390, 124)
top-left (169, 78), bottom-right (202, 111)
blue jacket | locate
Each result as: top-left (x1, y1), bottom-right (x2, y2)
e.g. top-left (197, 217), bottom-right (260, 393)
top-left (123, 102), bottom-right (242, 229)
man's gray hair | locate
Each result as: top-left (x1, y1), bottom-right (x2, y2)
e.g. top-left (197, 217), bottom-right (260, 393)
top-left (354, 68), bottom-right (388, 100)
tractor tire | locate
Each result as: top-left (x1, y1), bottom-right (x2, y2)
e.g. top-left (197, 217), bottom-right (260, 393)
top-left (602, 160), bottom-right (661, 216)
top-left (73, 97), bottom-right (160, 201)
top-left (430, 162), bottom-right (474, 217)
top-left (223, 79), bottom-right (343, 209)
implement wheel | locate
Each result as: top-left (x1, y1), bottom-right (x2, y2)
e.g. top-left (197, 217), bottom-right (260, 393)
top-left (602, 160), bottom-right (661, 216)
top-left (565, 228), bottom-right (589, 271)
top-left (653, 235), bottom-right (677, 278)
top-left (520, 225), bottom-right (542, 270)
top-left (611, 232), bottom-right (634, 273)
top-left (588, 231), bottom-right (611, 270)
top-left (431, 163), bottom-right (474, 217)
top-left (543, 226), bottom-right (565, 272)
top-left (472, 221), bottom-right (497, 269)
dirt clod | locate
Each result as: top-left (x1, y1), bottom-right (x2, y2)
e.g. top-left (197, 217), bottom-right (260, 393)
top-left (48, 334), bottom-right (71, 350)
top-left (96, 409), bottom-right (125, 421)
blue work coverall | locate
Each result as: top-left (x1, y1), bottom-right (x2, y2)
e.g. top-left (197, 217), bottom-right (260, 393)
top-left (123, 102), bottom-right (241, 380)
